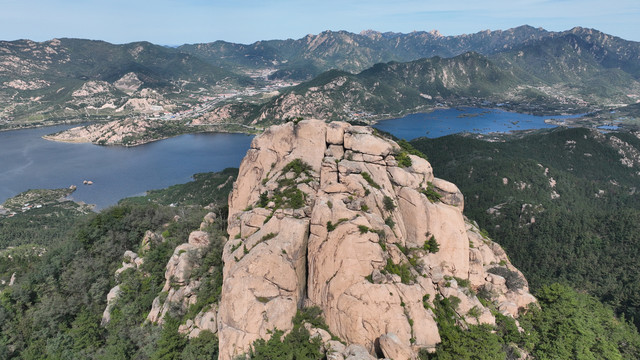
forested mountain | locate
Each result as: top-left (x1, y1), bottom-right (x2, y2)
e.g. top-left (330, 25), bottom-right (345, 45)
top-left (0, 38), bottom-right (249, 127)
top-left (228, 43), bottom-right (640, 125)
top-left (178, 26), bottom-right (640, 83)
top-left (178, 25), bottom-right (551, 79)
top-left (410, 127), bottom-right (640, 328)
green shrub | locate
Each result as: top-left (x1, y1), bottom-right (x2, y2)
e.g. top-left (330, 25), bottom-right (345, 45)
top-left (327, 218), bottom-right (348, 232)
top-left (396, 151), bottom-right (412, 167)
top-left (383, 196), bottom-right (396, 211)
top-left (423, 235), bottom-right (440, 253)
top-left (421, 182), bottom-right (442, 203)
top-left (384, 258), bottom-right (416, 284)
top-left (385, 216), bottom-right (395, 229)
top-left (258, 192), bottom-right (269, 207)
top-left (398, 139), bottom-right (428, 160)
top-left (487, 267), bottom-right (525, 291)
top-left (358, 225), bottom-right (371, 234)
top-left (361, 172), bottom-right (381, 189)
top-left (281, 159), bottom-right (312, 178)
top-left (288, 189), bottom-right (305, 208)
top-left (248, 308), bottom-right (326, 360)
top-left (261, 233), bottom-right (277, 242)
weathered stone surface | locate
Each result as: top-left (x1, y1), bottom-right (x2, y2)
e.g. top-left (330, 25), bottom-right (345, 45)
top-left (344, 128), bottom-right (399, 157)
top-left (200, 212), bottom-right (217, 230)
top-left (379, 333), bottom-right (416, 360)
top-left (101, 285), bottom-right (122, 326)
top-left (179, 305), bottom-right (218, 338)
top-left (344, 344), bottom-right (377, 360)
top-left (188, 230), bottom-right (210, 247)
top-left (327, 122), bottom-right (349, 145)
top-left (431, 178), bottom-right (464, 210)
top-left (216, 121), bottom-right (536, 359)
top-left (218, 217), bottom-right (310, 360)
top-left (408, 155), bottom-right (434, 183)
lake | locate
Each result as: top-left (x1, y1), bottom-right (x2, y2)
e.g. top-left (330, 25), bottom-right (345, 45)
top-left (0, 108), bottom-right (578, 209)
top-left (374, 107), bottom-right (583, 140)
top-left (0, 125), bottom-right (254, 209)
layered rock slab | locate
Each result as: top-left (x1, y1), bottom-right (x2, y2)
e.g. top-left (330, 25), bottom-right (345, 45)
top-left (218, 120), bottom-right (536, 359)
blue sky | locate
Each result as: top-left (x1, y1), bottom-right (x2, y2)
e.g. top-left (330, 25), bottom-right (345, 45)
top-left (1, 0), bottom-right (638, 44)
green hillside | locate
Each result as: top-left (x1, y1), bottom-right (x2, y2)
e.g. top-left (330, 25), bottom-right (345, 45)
top-left (0, 38), bottom-right (250, 128)
top-left (411, 127), bottom-right (640, 328)
top-left (3, 164), bottom-right (640, 359)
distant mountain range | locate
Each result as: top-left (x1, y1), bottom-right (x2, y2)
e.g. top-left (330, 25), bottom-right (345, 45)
top-left (1, 26), bottom-right (639, 131)
top-left (179, 26), bottom-right (640, 81)
top-left (212, 28), bottom-right (640, 125)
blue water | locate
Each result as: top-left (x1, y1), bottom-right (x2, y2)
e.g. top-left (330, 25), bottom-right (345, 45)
top-left (0, 108), bottom-right (583, 209)
top-left (597, 125), bottom-right (620, 130)
top-left (0, 125), bottom-right (253, 209)
top-left (374, 107), bottom-right (583, 140)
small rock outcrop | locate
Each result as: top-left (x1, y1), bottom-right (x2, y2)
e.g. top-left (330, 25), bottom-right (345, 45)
top-left (147, 231), bottom-right (212, 324)
top-left (102, 250), bottom-right (145, 326)
top-left (217, 120), bottom-right (536, 359)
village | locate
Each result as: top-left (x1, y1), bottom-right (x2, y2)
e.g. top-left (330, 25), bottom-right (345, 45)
top-left (150, 69), bottom-right (299, 122)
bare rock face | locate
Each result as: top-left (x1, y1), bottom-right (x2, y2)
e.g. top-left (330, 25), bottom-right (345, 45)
top-left (101, 285), bottom-right (122, 326)
top-left (379, 333), bottom-right (416, 360)
top-left (178, 305), bottom-right (218, 338)
top-left (218, 120), bottom-right (536, 359)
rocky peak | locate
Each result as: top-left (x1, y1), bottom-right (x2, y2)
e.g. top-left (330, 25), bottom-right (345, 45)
top-left (218, 120), bottom-right (535, 359)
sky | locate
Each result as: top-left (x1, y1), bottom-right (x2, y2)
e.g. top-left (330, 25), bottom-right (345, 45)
top-left (0, 0), bottom-right (638, 45)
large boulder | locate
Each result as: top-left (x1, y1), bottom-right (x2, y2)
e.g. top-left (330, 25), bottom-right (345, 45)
top-left (217, 120), bottom-right (536, 359)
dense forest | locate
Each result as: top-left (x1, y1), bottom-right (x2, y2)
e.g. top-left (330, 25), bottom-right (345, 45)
top-left (2, 133), bottom-right (640, 359)
top-left (411, 127), bottom-right (640, 328)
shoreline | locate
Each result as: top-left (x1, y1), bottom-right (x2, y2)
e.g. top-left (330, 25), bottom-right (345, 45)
top-left (12, 104), bottom-right (606, 148)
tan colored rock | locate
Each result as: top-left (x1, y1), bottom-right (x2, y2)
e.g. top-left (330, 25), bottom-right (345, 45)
top-left (147, 231), bottom-right (214, 324)
top-left (408, 155), bottom-right (434, 183)
top-left (344, 344), bottom-right (377, 360)
top-left (179, 305), bottom-right (218, 338)
top-left (344, 126), bottom-right (400, 157)
top-left (304, 322), bottom-right (332, 344)
top-left (188, 231), bottom-right (210, 248)
top-left (431, 178), bottom-right (464, 209)
top-left (200, 212), bottom-right (217, 230)
top-left (217, 121), bottom-right (536, 359)
top-left (327, 121), bottom-right (349, 145)
top-left (326, 144), bottom-right (345, 159)
top-left (101, 285), bottom-right (121, 326)
top-left (379, 333), bottom-right (417, 360)
top-left (140, 230), bottom-right (163, 253)
top-left (217, 217), bottom-right (310, 360)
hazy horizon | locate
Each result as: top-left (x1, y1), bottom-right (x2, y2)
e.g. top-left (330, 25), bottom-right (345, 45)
top-left (2, 24), bottom-right (638, 47)
top-left (0, 0), bottom-right (638, 45)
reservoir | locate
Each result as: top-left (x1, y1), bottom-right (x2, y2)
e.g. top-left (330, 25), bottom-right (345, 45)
top-left (374, 107), bottom-right (583, 140)
top-left (0, 125), bottom-right (254, 209)
top-left (0, 108), bottom-right (581, 209)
